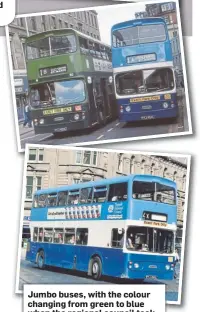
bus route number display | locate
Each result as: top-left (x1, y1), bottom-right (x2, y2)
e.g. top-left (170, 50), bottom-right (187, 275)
top-left (143, 211), bottom-right (167, 222)
top-left (39, 65), bottom-right (67, 77)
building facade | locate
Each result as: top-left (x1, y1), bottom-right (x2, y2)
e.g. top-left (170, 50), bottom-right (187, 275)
top-left (24, 148), bottom-right (188, 237)
top-left (9, 11), bottom-right (101, 116)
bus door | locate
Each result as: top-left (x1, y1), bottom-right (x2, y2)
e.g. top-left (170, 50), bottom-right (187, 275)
top-left (100, 78), bottom-right (111, 118)
top-left (93, 79), bottom-right (106, 124)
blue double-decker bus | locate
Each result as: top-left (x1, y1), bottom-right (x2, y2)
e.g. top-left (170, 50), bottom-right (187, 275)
top-left (111, 18), bottom-right (178, 122)
top-left (26, 174), bottom-right (177, 281)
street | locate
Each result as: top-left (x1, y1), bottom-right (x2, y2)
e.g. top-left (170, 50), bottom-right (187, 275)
top-left (18, 248), bottom-right (179, 302)
top-left (19, 93), bottom-right (189, 149)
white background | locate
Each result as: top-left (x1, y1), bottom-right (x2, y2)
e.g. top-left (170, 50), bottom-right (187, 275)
top-left (0, 0), bottom-right (15, 26)
top-left (0, 0), bottom-right (199, 312)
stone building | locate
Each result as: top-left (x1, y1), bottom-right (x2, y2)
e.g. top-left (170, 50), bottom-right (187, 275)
top-left (24, 147), bottom-right (188, 236)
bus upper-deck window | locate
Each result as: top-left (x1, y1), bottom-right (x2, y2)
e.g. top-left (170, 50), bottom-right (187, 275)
top-left (38, 194), bottom-right (47, 207)
top-left (46, 193), bottom-right (57, 207)
top-left (156, 183), bottom-right (176, 205)
top-left (93, 186), bottom-right (107, 203)
top-left (64, 228), bottom-right (75, 244)
top-left (33, 227), bottom-right (38, 242)
top-left (133, 181), bottom-right (155, 201)
top-left (111, 228), bottom-right (124, 248)
top-left (33, 195), bottom-right (38, 208)
top-left (68, 190), bottom-right (80, 205)
top-left (44, 228), bottom-right (53, 243)
top-left (50, 35), bottom-right (76, 55)
top-left (80, 187), bottom-right (93, 204)
top-left (54, 228), bottom-right (64, 244)
top-left (76, 228), bottom-right (88, 245)
top-left (58, 191), bottom-right (68, 206)
top-left (108, 182), bottom-right (128, 202)
top-left (38, 228), bottom-right (44, 242)
top-left (79, 36), bottom-right (89, 54)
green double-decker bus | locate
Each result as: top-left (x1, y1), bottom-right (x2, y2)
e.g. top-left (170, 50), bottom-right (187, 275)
top-left (25, 28), bottom-right (117, 135)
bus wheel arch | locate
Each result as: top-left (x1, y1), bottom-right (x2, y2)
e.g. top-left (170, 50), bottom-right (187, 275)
top-left (88, 255), bottom-right (102, 280)
top-left (36, 249), bottom-right (45, 269)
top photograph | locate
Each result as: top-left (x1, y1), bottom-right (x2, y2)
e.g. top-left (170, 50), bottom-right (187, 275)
top-left (6, 0), bottom-right (192, 152)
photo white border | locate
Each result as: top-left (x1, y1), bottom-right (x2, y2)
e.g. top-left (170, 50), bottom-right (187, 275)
top-left (5, 0), bottom-right (192, 152)
top-left (15, 143), bottom-right (191, 306)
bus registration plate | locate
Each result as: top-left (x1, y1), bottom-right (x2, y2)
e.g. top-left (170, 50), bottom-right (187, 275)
top-left (43, 107), bottom-right (72, 115)
top-left (146, 275), bottom-right (157, 279)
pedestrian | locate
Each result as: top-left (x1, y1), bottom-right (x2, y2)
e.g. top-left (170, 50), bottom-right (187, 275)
top-left (174, 248), bottom-right (180, 279)
top-left (23, 103), bottom-right (32, 128)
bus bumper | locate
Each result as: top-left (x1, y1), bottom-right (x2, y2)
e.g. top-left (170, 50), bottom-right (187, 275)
top-left (33, 120), bottom-right (88, 135)
top-left (118, 107), bottom-right (178, 122)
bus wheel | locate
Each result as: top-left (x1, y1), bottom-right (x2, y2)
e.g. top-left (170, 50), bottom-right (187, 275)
top-left (91, 257), bottom-right (102, 280)
top-left (37, 251), bottom-right (45, 269)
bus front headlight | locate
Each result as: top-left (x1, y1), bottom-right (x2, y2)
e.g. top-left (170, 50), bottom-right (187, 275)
top-left (39, 118), bottom-right (44, 125)
top-left (165, 265), bottom-right (170, 270)
top-left (134, 263), bottom-right (139, 269)
top-left (163, 102), bottom-right (169, 109)
top-left (74, 114), bottom-right (80, 121)
top-left (125, 105), bottom-right (131, 112)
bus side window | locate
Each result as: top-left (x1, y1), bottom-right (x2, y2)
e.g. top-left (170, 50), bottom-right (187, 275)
top-left (58, 191), bottom-right (68, 206)
top-left (43, 228), bottom-right (53, 243)
top-left (54, 228), bottom-right (64, 244)
top-left (68, 190), bottom-right (80, 205)
top-left (76, 228), bottom-right (88, 245)
top-left (108, 182), bottom-right (128, 202)
top-left (111, 228), bottom-right (124, 248)
top-left (46, 193), bottom-right (57, 207)
top-left (132, 181), bottom-right (155, 201)
top-left (80, 187), bottom-right (93, 204)
top-left (38, 194), bottom-right (47, 207)
top-left (38, 228), bottom-right (44, 242)
top-left (33, 227), bottom-right (38, 242)
top-left (93, 186), bottom-right (107, 203)
top-left (33, 195), bottom-right (38, 208)
top-left (64, 228), bottom-right (75, 245)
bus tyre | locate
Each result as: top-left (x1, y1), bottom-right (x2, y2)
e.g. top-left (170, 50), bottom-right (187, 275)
top-left (37, 251), bottom-right (45, 269)
top-left (91, 257), bottom-right (102, 280)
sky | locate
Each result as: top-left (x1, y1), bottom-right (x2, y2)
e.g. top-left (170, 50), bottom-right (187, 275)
top-left (96, 2), bottom-right (146, 45)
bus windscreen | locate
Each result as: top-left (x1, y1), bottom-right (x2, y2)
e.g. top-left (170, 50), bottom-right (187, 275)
top-left (116, 68), bottom-right (174, 95)
top-left (126, 226), bottom-right (174, 254)
top-left (112, 24), bottom-right (166, 47)
top-left (29, 79), bottom-right (86, 108)
top-left (26, 34), bottom-right (77, 59)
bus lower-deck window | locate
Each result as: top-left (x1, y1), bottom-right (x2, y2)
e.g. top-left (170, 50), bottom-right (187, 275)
top-left (44, 228), bottom-right (53, 243)
top-left (64, 228), bottom-right (75, 245)
top-left (111, 228), bottom-right (124, 248)
top-left (58, 191), bottom-right (68, 206)
top-left (33, 227), bottom-right (38, 242)
top-left (76, 228), bottom-right (88, 245)
top-left (38, 228), bottom-right (44, 242)
top-left (108, 182), bottom-right (128, 202)
top-left (54, 228), bottom-right (64, 244)
top-left (47, 193), bottom-right (57, 207)
top-left (93, 186), bottom-right (107, 203)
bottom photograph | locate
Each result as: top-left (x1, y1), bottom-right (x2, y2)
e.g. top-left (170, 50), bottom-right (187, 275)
top-left (16, 145), bottom-right (191, 305)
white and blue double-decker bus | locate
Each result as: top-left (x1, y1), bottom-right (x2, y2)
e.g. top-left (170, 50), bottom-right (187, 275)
top-left (111, 18), bottom-right (178, 122)
top-left (26, 174), bottom-right (177, 281)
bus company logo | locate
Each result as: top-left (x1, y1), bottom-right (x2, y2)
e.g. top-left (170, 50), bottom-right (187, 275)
top-left (54, 117), bottom-right (64, 122)
top-left (108, 205), bottom-right (114, 213)
top-left (107, 214), bottom-right (123, 220)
